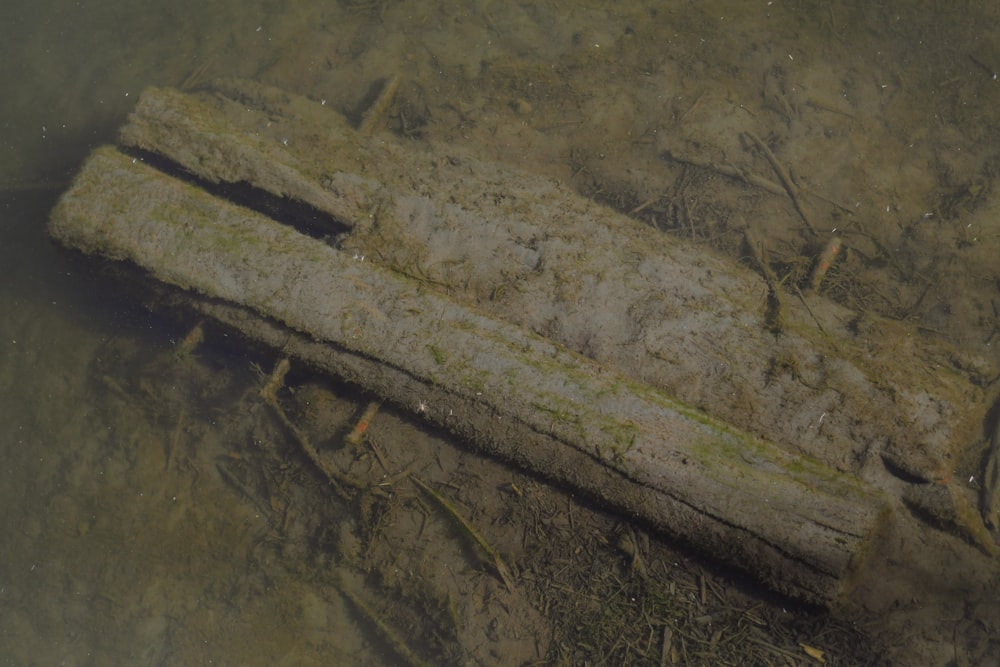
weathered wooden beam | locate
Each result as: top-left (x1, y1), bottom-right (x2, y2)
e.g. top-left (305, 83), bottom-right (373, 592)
top-left (114, 82), bottom-right (988, 487)
top-left (50, 146), bottom-right (891, 604)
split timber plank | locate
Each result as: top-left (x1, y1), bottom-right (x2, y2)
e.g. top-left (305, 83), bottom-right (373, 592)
top-left (50, 146), bottom-right (890, 605)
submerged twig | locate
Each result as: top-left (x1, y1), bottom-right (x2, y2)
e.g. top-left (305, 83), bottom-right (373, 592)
top-left (359, 74), bottom-right (402, 136)
top-left (165, 408), bottom-right (186, 471)
top-left (663, 149), bottom-right (786, 196)
top-left (335, 580), bottom-right (434, 667)
top-left (743, 131), bottom-right (818, 236)
top-left (741, 222), bottom-right (784, 333)
top-left (259, 357), bottom-right (355, 500)
top-left (980, 400), bottom-right (1000, 530)
top-left (410, 475), bottom-right (515, 591)
top-left (969, 53), bottom-right (999, 81)
top-left (793, 286), bottom-right (826, 335)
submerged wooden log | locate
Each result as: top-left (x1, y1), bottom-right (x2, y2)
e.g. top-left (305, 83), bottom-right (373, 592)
top-left (48, 81), bottom-right (998, 603)
top-left (51, 146), bottom-right (890, 604)
top-left (114, 81), bottom-right (988, 485)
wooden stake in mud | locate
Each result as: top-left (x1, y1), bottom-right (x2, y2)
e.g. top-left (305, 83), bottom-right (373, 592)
top-left (806, 236), bottom-right (843, 294)
top-left (346, 400), bottom-right (383, 446)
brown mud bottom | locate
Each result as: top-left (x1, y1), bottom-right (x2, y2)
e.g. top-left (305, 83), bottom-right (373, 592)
top-left (48, 79), bottom-right (1000, 662)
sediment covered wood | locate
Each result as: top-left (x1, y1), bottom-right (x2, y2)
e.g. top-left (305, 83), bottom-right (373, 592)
top-left (115, 82), bottom-right (988, 484)
top-left (50, 147), bottom-right (890, 604)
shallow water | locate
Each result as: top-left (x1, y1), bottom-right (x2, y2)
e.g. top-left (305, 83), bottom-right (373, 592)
top-left (4, 1), bottom-right (1000, 665)
top-left (0, 3), bottom-right (377, 664)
